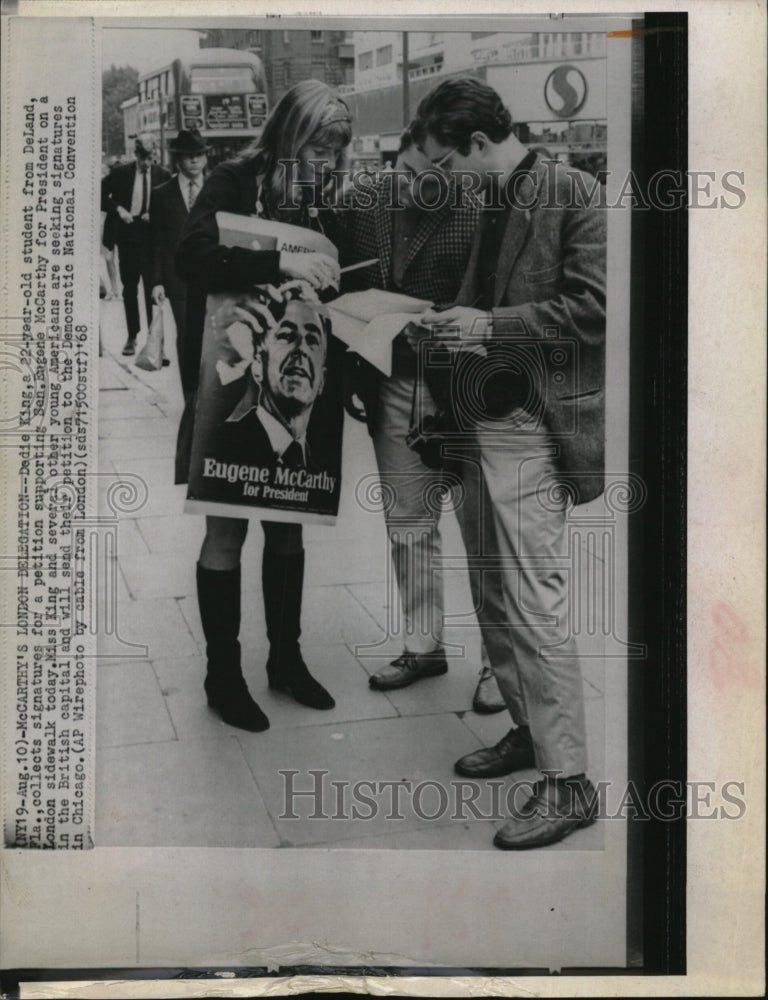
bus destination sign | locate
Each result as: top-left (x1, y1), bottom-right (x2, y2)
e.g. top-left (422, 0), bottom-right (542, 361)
top-left (247, 94), bottom-right (268, 125)
top-left (181, 94), bottom-right (204, 130)
top-left (205, 94), bottom-right (248, 129)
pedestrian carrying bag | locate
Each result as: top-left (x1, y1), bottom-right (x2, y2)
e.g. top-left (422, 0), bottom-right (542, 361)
top-left (135, 303), bottom-right (165, 372)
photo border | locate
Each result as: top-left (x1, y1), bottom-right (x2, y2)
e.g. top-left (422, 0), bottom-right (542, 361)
top-left (1, 1), bottom-right (765, 996)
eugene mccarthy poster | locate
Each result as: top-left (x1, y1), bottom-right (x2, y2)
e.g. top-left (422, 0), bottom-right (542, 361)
top-left (185, 213), bottom-right (345, 524)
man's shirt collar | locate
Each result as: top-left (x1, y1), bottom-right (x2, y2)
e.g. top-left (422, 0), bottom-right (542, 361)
top-left (226, 381), bottom-right (306, 462)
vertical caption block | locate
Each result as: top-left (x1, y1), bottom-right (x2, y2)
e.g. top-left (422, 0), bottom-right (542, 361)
top-left (1, 17), bottom-right (98, 848)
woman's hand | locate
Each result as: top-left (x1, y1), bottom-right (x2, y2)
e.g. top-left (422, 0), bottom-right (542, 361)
top-left (279, 251), bottom-right (339, 291)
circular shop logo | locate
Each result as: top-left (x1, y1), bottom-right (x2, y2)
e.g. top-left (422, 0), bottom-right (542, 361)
top-left (544, 65), bottom-right (588, 118)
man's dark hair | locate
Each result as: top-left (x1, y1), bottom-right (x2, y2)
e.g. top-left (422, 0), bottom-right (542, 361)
top-left (397, 126), bottom-right (415, 156)
top-left (412, 77), bottom-right (514, 155)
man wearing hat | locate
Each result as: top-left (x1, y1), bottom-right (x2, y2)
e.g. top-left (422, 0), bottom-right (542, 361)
top-left (101, 134), bottom-right (171, 355)
top-left (150, 129), bottom-right (209, 387)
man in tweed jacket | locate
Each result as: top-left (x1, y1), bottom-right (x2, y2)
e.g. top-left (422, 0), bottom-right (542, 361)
top-left (414, 78), bottom-right (606, 850)
top-left (342, 131), bottom-right (504, 709)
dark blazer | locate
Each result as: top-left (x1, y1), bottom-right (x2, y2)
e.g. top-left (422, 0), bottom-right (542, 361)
top-left (343, 174), bottom-right (480, 305)
top-left (150, 176), bottom-right (189, 296)
top-left (150, 177), bottom-right (194, 385)
top-left (456, 155), bottom-right (606, 503)
top-left (100, 161), bottom-right (171, 245)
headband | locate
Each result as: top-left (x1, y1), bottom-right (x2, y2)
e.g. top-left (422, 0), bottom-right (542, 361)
top-left (319, 115), bottom-right (353, 126)
top-left (319, 99), bottom-right (352, 127)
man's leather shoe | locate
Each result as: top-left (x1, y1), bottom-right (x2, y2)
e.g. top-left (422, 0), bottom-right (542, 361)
top-left (493, 775), bottom-right (599, 850)
top-left (472, 665), bottom-right (506, 714)
top-left (369, 650), bottom-right (448, 691)
top-left (121, 339), bottom-right (136, 356)
top-left (268, 653), bottom-right (335, 710)
top-left (454, 726), bottom-right (535, 777)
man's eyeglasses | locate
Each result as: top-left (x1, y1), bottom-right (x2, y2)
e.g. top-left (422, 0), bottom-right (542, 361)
top-left (430, 146), bottom-right (458, 173)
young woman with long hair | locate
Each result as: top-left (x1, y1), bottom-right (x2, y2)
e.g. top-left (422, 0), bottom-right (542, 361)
top-left (175, 80), bottom-right (352, 732)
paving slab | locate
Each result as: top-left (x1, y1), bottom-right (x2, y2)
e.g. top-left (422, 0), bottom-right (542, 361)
top-left (239, 714), bottom-right (483, 846)
top-left (98, 417), bottom-right (178, 440)
top-left (104, 596), bottom-right (201, 662)
top-left (98, 391), bottom-right (166, 422)
top-left (100, 364), bottom-right (132, 392)
top-left (96, 659), bottom-right (176, 748)
top-left (104, 518), bottom-right (152, 559)
top-left (297, 815), bottom-right (501, 851)
top-left (96, 737), bottom-right (278, 847)
top-left (176, 594), bottom-right (208, 649)
top-left (150, 656), bottom-right (229, 745)
top-left (119, 551), bottom-right (197, 601)
top-left (342, 581), bottom-right (389, 632)
top-left (100, 434), bottom-right (178, 462)
top-left (303, 537), bottom-right (390, 586)
top-left (100, 482), bottom-right (188, 520)
top-left (107, 455), bottom-right (179, 490)
top-left (133, 514), bottom-right (207, 556)
top-left (581, 655), bottom-right (606, 695)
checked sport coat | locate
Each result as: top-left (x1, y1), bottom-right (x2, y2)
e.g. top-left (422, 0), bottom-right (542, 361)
top-left (341, 173), bottom-right (481, 304)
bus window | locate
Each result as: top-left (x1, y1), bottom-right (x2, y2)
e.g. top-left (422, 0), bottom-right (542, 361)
top-left (190, 66), bottom-right (257, 95)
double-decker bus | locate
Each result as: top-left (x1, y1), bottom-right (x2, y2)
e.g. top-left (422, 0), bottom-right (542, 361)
top-left (129, 48), bottom-right (269, 167)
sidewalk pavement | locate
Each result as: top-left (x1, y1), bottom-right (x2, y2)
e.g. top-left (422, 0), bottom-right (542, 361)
top-left (95, 297), bottom-right (606, 850)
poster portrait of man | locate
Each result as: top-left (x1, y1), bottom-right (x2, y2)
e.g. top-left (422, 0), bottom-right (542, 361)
top-left (187, 281), bottom-right (343, 521)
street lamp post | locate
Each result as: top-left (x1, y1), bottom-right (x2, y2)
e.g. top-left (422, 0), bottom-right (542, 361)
top-left (402, 31), bottom-right (409, 126)
top-left (159, 99), bottom-right (165, 166)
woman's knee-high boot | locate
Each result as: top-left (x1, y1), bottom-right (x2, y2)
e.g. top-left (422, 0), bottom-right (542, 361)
top-left (262, 549), bottom-right (335, 710)
top-left (197, 564), bottom-right (270, 731)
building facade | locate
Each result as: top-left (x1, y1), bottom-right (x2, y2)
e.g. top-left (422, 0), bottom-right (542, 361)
top-left (347, 30), bottom-right (608, 172)
top-left (119, 94), bottom-right (140, 156)
top-left (200, 28), bottom-right (354, 105)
